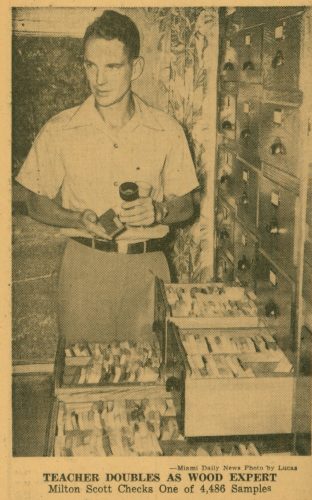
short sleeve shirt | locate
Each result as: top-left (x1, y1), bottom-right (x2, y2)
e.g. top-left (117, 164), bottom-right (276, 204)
top-left (16, 93), bottom-right (199, 240)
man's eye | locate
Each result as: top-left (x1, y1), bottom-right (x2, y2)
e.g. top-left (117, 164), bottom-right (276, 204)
top-left (84, 61), bottom-right (94, 69)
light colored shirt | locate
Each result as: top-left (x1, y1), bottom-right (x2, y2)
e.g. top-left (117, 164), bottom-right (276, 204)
top-left (16, 93), bottom-right (199, 241)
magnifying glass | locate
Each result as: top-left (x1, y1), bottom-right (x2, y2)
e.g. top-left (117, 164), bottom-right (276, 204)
top-left (119, 182), bottom-right (139, 202)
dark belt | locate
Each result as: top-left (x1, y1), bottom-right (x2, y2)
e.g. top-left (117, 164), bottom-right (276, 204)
top-left (71, 236), bottom-right (165, 254)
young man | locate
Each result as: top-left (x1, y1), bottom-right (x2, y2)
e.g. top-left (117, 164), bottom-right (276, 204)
top-left (16, 10), bottom-right (199, 343)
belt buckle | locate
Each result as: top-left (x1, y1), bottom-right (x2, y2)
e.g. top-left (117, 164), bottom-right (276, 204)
top-left (118, 241), bottom-right (128, 254)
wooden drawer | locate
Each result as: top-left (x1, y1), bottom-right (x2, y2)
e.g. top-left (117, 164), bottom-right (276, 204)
top-left (155, 278), bottom-right (262, 333)
top-left (54, 336), bottom-right (164, 403)
top-left (216, 250), bottom-right (235, 283)
top-left (216, 200), bottom-right (235, 255)
top-left (170, 323), bottom-right (294, 437)
top-left (237, 25), bottom-right (264, 84)
top-left (220, 36), bottom-right (239, 82)
top-left (235, 159), bottom-right (259, 232)
top-left (47, 394), bottom-right (291, 456)
top-left (239, 6), bottom-right (304, 28)
top-left (47, 392), bottom-right (184, 456)
top-left (259, 174), bottom-right (298, 275)
top-left (263, 14), bottom-right (303, 91)
top-left (234, 222), bottom-right (258, 288)
top-left (254, 251), bottom-right (295, 349)
top-left (236, 85), bottom-right (262, 167)
top-left (184, 376), bottom-right (293, 437)
top-left (219, 90), bottom-right (237, 141)
top-left (259, 102), bottom-right (301, 177)
top-left (217, 146), bottom-right (236, 204)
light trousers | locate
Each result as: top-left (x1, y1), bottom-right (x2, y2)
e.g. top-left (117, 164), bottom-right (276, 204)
top-left (58, 239), bottom-right (170, 343)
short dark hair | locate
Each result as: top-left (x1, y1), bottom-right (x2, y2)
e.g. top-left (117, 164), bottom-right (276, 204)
top-left (83, 10), bottom-right (140, 60)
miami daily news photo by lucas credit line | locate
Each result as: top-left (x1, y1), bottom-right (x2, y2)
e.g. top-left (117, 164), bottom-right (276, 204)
top-left (1, 1), bottom-right (312, 500)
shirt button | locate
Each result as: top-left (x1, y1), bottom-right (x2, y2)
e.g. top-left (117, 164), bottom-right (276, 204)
top-left (113, 181), bottom-right (118, 187)
top-left (113, 143), bottom-right (119, 149)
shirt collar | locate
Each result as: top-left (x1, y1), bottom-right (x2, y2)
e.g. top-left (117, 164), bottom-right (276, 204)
top-left (63, 95), bottom-right (103, 130)
top-left (63, 92), bottom-right (164, 132)
top-left (132, 93), bottom-right (164, 131)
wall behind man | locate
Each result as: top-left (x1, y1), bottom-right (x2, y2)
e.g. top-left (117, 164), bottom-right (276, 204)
top-left (12, 7), bottom-right (218, 363)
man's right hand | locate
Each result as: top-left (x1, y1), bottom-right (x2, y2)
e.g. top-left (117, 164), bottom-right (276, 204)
top-left (25, 190), bottom-right (112, 239)
top-left (79, 209), bottom-right (112, 240)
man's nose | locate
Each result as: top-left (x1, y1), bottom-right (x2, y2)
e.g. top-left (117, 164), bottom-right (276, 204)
top-left (96, 68), bottom-right (108, 86)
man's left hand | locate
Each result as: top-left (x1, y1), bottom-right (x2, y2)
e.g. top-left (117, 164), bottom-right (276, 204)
top-left (119, 197), bottom-right (155, 226)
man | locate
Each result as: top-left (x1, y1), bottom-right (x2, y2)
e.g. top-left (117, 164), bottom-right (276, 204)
top-left (16, 10), bottom-right (199, 343)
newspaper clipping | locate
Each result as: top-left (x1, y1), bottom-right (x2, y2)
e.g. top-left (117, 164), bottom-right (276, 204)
top-left (1, 0), bottom-right (312, 499)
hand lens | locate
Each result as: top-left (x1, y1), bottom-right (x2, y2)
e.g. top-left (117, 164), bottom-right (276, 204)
top-left (119, 182), bottom-right (139, 202)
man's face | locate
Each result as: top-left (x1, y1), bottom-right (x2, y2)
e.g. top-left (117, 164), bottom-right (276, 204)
top-left (84, 37), bottom-right (134, 107)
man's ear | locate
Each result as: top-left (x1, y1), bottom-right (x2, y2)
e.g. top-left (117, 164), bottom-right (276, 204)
top-left (131, 56), bottom-right (144, 82)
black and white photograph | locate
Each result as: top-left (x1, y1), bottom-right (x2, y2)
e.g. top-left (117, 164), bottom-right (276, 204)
top-left (6, 0), bottom-right (312, 491)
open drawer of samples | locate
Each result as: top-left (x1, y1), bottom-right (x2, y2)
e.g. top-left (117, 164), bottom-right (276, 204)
top-left (169, 323), bottom-right (294, 437)
top-left (54, 337), bottom-right (163, 400)
top-left (48, 397), bottom-right (184, 457)
top-left (47, 397), bottom-right (293, 456)
top-left (155, 278), bottom-right (262, 329)
top-left (176, 326), bottom-right (293, 378)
